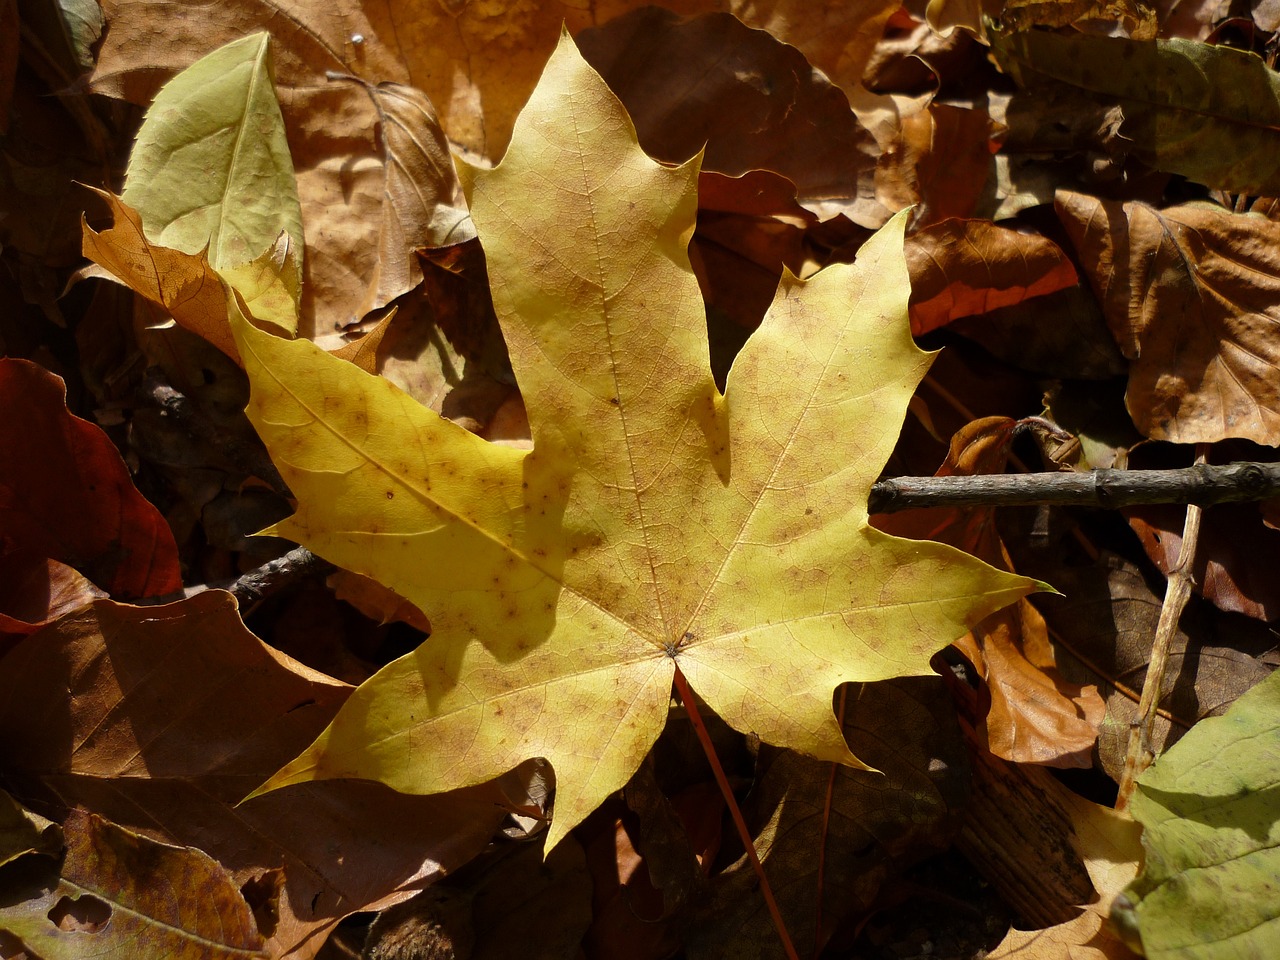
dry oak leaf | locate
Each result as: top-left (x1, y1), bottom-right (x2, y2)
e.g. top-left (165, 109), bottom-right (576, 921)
top-left (237, 34), bottom-right (1039, 850)
top-left (82, 189), bottom-right (245, 362)
top-left (1058, 191), bottom-right (1280, 445)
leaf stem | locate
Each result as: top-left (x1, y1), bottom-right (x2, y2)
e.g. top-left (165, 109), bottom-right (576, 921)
top-left (672, 665), bottom-right (800, 960)
top-left (813, 683), bottom-right (849, 959)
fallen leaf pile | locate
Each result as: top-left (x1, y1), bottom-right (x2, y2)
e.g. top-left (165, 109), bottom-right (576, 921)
top-left (2, 2), bottom-right (1278, 959)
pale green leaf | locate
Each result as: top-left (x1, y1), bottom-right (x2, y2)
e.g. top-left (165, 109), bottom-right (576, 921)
top-left (1113, 669), bottom-right (1280, 958)
top-left (121, 32), bottom-right (303, 288)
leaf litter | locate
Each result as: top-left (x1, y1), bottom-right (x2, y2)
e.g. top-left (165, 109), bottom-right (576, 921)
top-left (6, 1), bottom-right (1280, 958)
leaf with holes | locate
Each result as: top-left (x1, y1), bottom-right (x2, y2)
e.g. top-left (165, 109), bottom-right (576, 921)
top-left (235, 32), bottom-right (1040, 849)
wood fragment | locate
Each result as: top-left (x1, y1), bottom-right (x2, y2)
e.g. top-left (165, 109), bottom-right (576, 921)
top-left (1114, 448), bottom-right (1208, 811)
top-left (868, 461), bottom-right (1280, 513)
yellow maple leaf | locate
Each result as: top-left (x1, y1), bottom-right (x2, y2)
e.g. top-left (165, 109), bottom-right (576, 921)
top-left (235, 32), bottom-right (1040, 849)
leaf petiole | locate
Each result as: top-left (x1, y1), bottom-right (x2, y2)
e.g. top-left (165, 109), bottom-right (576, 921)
top-left (672, 665), bottom-right (800, 960)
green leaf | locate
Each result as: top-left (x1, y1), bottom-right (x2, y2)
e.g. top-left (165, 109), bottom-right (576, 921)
top-left (993, 32), bottom-right (1280, 195)
top-left (1113, 669), bottom-right (1280, 958)
top-left (121, 31), bottom-right (303, 282)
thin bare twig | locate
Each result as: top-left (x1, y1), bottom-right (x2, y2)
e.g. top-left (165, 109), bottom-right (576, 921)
top-left (1114, 446), bottom-right (1209, 811)
top-left (868, 460), bottom-right (1280, 513)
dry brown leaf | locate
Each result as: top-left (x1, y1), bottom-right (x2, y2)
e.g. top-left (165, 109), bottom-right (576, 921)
top-left (999, 0), bottom-right (1158, 37)
top-left (987, 787), bottom-right (1141, 959)
top-left (987, 910), bottom-right (1136, 959)
top-left (911, 103), bottom-right (1003, 224)
top-left (0, 808), bottom-right (268, 959)
top-left (690, 170), bottom-right (821, 342)
top-left (81, 189), bottom-right (242, 360)
top-left (1057, 191), bottom-right (1280, 445)
top-left (876, 417), bottom-right (1105, 768)
top-left (0, 357), bottom-right (182, 600)
top-left (577, 7), bottom-right (879, 222)
top-left (0, 593), bottom-right (518, 958)
top-left (906, 218), bottom-right (1079, 336)
top-left (330, 308), bottom-right (395, 374)
top-left (92, 1), bottom-right (904, 334)
top-left (331, 77), bottom-right (474, 320)
top-left (0, 788), bottom-right (59, 867)
top-left (925, 0), bottom-right (1004, 36)
top-left (327, 567), bottom-right (431, 633)
top-left (1012, 548), bottom-right (1276, 781)
top-left (1126, 500), bottom-right (1280, 621)
top-left (91, 3), bottom-right (422, 338)
top-left (0, 548), bottom-right (105, 655)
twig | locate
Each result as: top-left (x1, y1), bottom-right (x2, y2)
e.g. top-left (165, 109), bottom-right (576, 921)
top-left (1114, 446), bottom-right (1209, 812)
top-left (138, 546), bottom-right (333, 608)
top-left (138, 371), bottom-right (288, 494)
top-left (223, 546), bottom-right (334, 608)
top-left (868, 461), bottom-right (1280, 513)
top-left (672, 666), bottom-right (800, 960)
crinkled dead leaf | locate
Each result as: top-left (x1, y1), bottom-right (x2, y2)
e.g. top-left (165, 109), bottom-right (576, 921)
top-left (330, 309), bottom-right (395, 374)
top-left (1127, 498), bottom-right (1280, 621)
top-left (998, 0), bottom-right (1158, 38)
top-left (0, 808), bottom-right (267, 960)
top-left (234, 34), bottom-right (1039, 850)
top-left (0, 788), bottom-right (59, 868)
top-left (331, 77), bottom-right (475, 320)
top-left (91, 0), bottom-right (902, 336)
top-left (911, 103), bottom-right (1003, 224)
top-left (875, 417), bottom-right (1103, 767)
top-left (328, 568), bottom-right (431, 633)
top-left (0, 593), bottom-right (521, 957)
top-left (1114, 669), bottom-right (1280, 959)
top-left (0, 547), bottom-right (104, 655)
top-left (91, 3), bottom-right (428, 337)
top-left (1007, 547), bottom-right (1276, 784)
top-left (987, 911), bottom-right (1137, 959)
top-left (690, 170), bottom-right (825, 361)
top-left (906, 219), bottom-right (1079, 336)
top-left (0, 358), bottom-right (180, 599)
top-left (994, 32), bottom-right (1280, 195)
top-left (82, 189), bottom-right (296, 359)
top-left (950, 284), bottom-right (1126, 382)
top-left (1058, 191), bottom-right (1280, 445)
top-left (984, 766), bottom-right (1142, 959)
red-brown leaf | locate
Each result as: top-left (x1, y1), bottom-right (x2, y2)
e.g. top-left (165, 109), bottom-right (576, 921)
top-left (0, 359), bottom-right (180, 598)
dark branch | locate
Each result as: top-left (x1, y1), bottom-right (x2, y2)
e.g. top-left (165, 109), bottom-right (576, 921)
top-left (145, 463), bottom-right (1279, 605)
top-left (868, 461), bottom-right (1280, 514)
